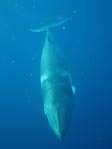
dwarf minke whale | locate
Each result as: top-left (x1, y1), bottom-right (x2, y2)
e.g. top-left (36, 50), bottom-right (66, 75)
top-left (30, 18), bottom-right (75, 139)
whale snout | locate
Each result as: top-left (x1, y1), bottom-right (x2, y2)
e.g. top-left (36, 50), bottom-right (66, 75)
top-left (44, 95), bottom-right (73, 139)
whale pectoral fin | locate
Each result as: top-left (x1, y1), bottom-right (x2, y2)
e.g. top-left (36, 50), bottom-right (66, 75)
top-left (44, 106), bottom-right (47, 116)
top-left (72, 86), bottom-right (75, 94)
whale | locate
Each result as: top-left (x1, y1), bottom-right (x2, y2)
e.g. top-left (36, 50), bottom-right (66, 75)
top-left (30, 18), bottom-right (75, 139)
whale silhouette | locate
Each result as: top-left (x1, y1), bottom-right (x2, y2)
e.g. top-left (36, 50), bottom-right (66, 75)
top-left (30, 18), bottom-right (75, 139)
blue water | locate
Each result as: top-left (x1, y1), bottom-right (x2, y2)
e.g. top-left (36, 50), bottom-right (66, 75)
top-left (0, 0), bottom-right (112, 148)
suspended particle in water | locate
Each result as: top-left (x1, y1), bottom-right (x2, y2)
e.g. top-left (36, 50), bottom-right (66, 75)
top-left (73, 10), bottom-right (77, 14)
top-left (62, 26), bottom-right (66, 30)
top-left (10, 59), bottom-right (15, 64)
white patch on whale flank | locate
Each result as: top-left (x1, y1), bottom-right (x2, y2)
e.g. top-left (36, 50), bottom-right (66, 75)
top-left (41, 74), bottom-right (48, 84)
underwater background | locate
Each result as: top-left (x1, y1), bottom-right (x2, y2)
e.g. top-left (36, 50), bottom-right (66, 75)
top-left (0, 0), bottom-right (112, 148)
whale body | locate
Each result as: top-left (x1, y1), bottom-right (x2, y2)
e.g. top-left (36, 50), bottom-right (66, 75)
top-left (30, 19), bottom-right (75, 139)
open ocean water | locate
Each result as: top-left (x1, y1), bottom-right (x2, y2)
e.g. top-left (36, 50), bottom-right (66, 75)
top-left (0, 0), bottom-right (112, 148)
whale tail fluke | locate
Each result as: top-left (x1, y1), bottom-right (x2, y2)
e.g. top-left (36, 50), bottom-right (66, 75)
top-left (30, 18), bottom-right (68, 33)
